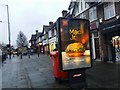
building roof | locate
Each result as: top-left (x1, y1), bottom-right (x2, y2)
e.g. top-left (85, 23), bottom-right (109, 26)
top-left (68, 1), bottom-right (75, 10)
top-left (35, 32), bottom-right (43, 40)
top-left (43, 25), bottom-right (50, 34)
top-left (31, 34), bottom-right (36, 41)
top-left (67, 1), bottom-right (79, 18)
top-left (37, 32), bottom-right (43, 37)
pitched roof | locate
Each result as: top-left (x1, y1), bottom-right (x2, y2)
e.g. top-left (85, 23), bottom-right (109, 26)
top-left (68, 1), bottom-right (75, 10)
top-left (38, 32), bottom-right (43, 37)
top-left (43, 25), bottom-right (50, 33)
top-left (31, 34), bottom-right (36, 41)
top-left (36, 32), bottom-right (43, 39)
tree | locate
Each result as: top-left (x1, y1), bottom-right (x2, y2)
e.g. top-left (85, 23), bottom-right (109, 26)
top-left (16, 31), bottom-right (28, 48)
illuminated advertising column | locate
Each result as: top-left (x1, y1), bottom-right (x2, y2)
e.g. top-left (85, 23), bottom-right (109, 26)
top-left (58, 18), bottom-right (92, 71)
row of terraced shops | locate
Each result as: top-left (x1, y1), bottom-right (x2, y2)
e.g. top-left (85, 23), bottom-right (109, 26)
top-left (30, 1), bottom-right (120, 63)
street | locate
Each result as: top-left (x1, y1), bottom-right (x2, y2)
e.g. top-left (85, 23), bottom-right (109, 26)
top-left (2, 54), bottom-right (120, 88)
top-left (2, 54), bottom-right (69, 88)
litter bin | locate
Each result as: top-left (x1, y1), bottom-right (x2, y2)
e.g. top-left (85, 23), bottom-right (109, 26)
top-left (50, 51), bottom-right (68, 82)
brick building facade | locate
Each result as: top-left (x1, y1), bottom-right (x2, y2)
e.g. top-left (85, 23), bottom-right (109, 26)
top-left (69, 1), bottom-right (120, 62)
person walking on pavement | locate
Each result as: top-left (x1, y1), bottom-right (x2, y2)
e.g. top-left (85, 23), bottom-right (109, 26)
top-left (28, 48), bottom-right (31, 59)
top-left (20, 50), bottom-right (22, 59)
top-left (38, 51), bottom-right (39, 57)
top-left (20, 52), bottom-right (22, 59)
top-left (13, 53), bottom-right (15, 57)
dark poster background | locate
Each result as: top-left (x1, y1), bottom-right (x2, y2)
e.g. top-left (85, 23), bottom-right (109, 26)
top-left (59, 19), bottom-right (69, 51)
top-left (58, 18), bottom-right (91, 71)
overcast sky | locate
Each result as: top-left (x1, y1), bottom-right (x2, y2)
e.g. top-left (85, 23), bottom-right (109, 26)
top-left (0, 0), bottom-right (71, 46)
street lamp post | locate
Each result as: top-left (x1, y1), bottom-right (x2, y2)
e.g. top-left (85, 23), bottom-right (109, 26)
top-left (0, 4), bottom-right (11, 59)
top-left (6, 5), bottom-right (11, 59)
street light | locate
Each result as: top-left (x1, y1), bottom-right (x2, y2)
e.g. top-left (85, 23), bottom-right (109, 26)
top-left (0, 4), bottom-right (11, 59)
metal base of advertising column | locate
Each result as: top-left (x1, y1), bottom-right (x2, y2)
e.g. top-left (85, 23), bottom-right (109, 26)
top-left (68, 69), bottom-right (87, 89)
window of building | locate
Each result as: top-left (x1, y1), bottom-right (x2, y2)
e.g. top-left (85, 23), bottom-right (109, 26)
top-left (81, 2), bottom-right (83, 11)
top-left (39, 37), bottom-right (42, 42)
top-left (89, 7), bottom-right (97, 22)
top-left (76, 2), bottom-right (79, 15)
top-left (42, 36), bottom-right (44, 40)
top-left (85, 2), bottom-right (87, 8)
top-left (70, 8), bottom-right (73, 15)
top-left (104, 2), bottom-right (115, 20)
top-left (54, 28), bottom-right (56, 36)
top-left (46, 34), bottom-right (48, 39)
top-left (52, 29), bottom-right (54, 37)
top-left (77, 0), bottom-right (89, 14)
top-left (48, 30), bottom-right (52, 38)
top-left (80, 12), bottom-right (86, 19)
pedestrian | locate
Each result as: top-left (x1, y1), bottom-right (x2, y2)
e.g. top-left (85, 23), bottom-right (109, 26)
top-left (13, 53), bottom-right (15, 57)
top-left (28, 48), bottom-right (30, 59)
top-left (20, 52), bottom-right (22, 59)
top-left (38, 51), bottom-right (39, 57)
top-left (112, 46), bottom-right (116, 63)
top-left (47, 51), bottom-right (50, 56)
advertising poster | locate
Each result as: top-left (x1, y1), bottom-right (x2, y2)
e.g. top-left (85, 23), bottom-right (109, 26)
top-left (58, 18), bottom-right (91, 70)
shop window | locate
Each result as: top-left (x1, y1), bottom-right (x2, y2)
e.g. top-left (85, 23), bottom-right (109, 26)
top-left (112, 36), bottom-right (120, 61)
top-left (104, 2), bottom-right (115, 20)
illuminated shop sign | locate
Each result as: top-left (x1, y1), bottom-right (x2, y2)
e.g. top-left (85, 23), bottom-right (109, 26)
top-left (58, 18), bottom-right (92, 71)
top-left (49, 37), bottom-right (56, 43)
top-left (43, 40), bottom-right (48, 45)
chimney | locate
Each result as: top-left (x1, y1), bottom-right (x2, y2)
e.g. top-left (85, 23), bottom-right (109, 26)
top-left (49, 22), bottom-right (53, 26)
top-left (36, 30), bottom-right (38, 34)
top-left (62, 10), bottom-right (68, 17)
top-left (36, 30), bottom-right (38, 38)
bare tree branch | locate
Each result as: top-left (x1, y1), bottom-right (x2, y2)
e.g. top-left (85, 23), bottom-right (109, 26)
top-left (16, 31), bottom-right (28, 48)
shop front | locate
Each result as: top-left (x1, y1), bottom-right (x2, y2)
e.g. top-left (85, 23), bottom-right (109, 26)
top-left (101, 18), bottom-right (120, 62)
top-left (42, 39), bottom-right (49, 54)
top-left (112, 36), bottom-right (120, 61)
top-left (49, 37), bottom-right (57, 52)
top-left (90, 21), bottom-right (100, 60)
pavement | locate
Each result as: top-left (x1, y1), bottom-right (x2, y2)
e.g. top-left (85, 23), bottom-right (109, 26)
top-left (86, 60), bottom-right (120, 88)
top-left (1, 54), bottom-right (120, 89)
top-left (2, 54), bottom-right (69, 88)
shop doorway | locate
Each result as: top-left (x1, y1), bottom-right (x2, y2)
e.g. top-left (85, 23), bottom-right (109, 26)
top-left (94, 38), bottom-right (100, 59)
top-left (91, 32), bottom-right (100, 60)
top-left (112, 36), bottom-right (120, 62)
